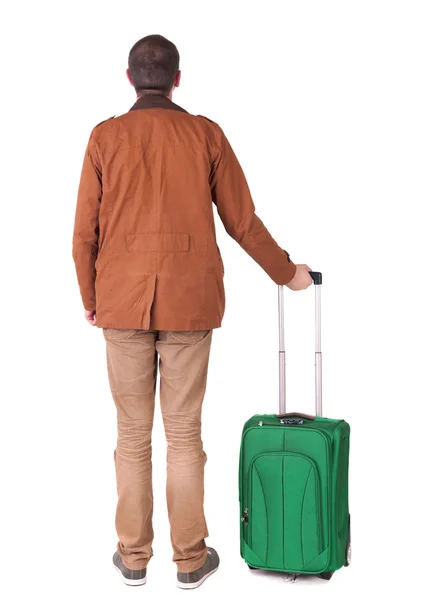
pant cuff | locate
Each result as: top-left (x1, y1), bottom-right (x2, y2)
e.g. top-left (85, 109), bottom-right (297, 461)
top-left (121, 558), bottom-right (149, 571)
top-left (176, 550), bottom-right (208, 574)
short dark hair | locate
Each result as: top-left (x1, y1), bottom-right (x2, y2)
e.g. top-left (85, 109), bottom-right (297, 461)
top-left (128, 35), bottom-right (180, 95)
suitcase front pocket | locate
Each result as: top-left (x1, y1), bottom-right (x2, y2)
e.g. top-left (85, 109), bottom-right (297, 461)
top-left (247, 452), bottom-right (323, 572)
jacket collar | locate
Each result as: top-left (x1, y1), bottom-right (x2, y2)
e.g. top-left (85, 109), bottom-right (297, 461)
top-left (129, 93), bottom-right (188, 113)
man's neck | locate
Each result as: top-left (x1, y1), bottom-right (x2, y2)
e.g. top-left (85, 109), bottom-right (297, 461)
top-left (129, 93), bottom-right (187, 114)
top-left (137, 90), bottom-right (171, 100)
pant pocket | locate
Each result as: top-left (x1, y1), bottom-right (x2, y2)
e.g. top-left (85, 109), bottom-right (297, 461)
top-left (103, 328), bottom-right (137, 341)
top-left (169, 330), bottom-right (210, 344)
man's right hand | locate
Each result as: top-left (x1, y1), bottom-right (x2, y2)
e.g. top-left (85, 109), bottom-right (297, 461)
top-left (285, 264), bottom-right (313, 291)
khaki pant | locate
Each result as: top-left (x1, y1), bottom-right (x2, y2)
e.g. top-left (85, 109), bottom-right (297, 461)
top-left (103, 328), bottom-right (212, 573)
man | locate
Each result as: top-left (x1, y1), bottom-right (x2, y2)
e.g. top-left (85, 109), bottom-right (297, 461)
top-left (72, 34), bottom-right (312, 589)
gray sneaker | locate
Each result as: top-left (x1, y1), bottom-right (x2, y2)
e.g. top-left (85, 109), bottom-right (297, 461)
top-left (113, 552), bottom-right (147, 586)
top-left (177, 547), bottom-right (219, 589)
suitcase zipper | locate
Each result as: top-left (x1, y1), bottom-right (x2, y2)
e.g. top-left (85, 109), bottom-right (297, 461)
top-left (241, 507), bottom-right (249, 524)
top-left (258, 420), bottom-right (304, 427)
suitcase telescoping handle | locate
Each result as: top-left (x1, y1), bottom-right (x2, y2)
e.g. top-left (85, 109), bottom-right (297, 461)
top-left (278, 271), bottom-right (323, 417)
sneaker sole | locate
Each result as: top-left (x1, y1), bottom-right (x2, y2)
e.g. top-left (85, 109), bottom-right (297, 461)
top-left (177, 566), bottom-right (219, 590)
top-left (113, 564), bottom-right (147, 586)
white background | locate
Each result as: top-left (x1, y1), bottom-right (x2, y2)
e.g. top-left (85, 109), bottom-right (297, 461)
top-left (1, 0), bottom-right (434, 598)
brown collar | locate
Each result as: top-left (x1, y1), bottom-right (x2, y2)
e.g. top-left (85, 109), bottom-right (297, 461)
top-left (129, 94), bottom-right (188, 113)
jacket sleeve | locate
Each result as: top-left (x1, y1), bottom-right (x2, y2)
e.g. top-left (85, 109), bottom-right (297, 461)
top-left (209, 125), bottom-right (297, 285)
top-left (72, 130), bottom-right (102, 311)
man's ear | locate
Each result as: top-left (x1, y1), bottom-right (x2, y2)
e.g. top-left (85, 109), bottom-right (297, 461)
top-left (174, 70), bottom-right (181, 88)
top-left (126, 69), bottom-right (134, 86)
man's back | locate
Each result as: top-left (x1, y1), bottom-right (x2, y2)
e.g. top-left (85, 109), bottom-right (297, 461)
top-left (74, 94), bottom-right (226, 330)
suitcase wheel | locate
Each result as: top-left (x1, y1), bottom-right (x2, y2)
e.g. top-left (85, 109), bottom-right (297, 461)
top-left (345, 542), bottom-right (352, 567)
top-left (248, 565), bottom-right (258, 570)
top-left (345, 514), bottom-right (351, 567)
top-left (318, 571), bottom-right (334, 581)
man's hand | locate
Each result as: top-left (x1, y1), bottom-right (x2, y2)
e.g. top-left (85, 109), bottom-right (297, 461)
top-left (285, 264), bottom-right (313, 291)
top-left (85, 309), bottom-right (97, 326)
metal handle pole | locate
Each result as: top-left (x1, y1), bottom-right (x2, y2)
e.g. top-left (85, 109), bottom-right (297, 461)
top-left (278, 285), bottom-right (286, 414)
top-left (278, 272), bottom-right (323, 417)
top-left (314, 283), bottom-right (323, 416)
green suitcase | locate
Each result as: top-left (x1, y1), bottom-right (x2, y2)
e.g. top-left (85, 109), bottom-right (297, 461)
top-left (239, 274), bottom-right (351, 580)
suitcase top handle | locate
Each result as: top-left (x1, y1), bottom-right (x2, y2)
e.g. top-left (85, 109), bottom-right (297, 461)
top-left (276, 412), bottom-right (316, 421)
top-left (309, 271), bottom-right (322, 285)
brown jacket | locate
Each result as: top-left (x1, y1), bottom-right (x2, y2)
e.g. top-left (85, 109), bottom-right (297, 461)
top-left (72, 94), bottom-right (296, 330)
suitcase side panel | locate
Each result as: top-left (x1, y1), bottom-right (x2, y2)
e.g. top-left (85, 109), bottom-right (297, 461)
top-left (329, 420), bottom-right (351, 571)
